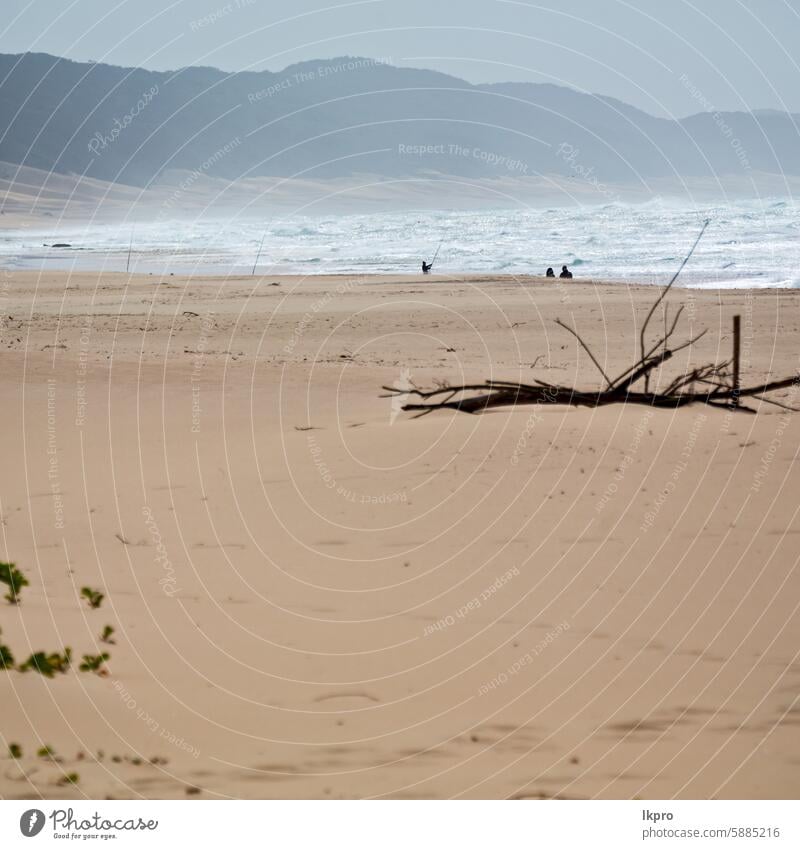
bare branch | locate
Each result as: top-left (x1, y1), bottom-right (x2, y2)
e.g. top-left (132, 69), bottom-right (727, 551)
top-left (555, 318), bottom-right (613, 388)
top-left (383, 220), bottom-right (797, 426)
top-left (639, 219), bottom-right (709, 367)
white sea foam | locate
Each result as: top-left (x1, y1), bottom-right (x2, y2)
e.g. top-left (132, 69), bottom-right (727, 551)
top-left (2, 197), bottom-right (798, 288)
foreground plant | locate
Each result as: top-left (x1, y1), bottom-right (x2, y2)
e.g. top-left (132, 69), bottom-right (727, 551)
top-left (79, 652), bottom-right (110, 675)
top-left (80, 587), bottom-right (104, 609)
top-left (0, 561), bottom-right (28, 604)
top-left (19, 648), bottom-right (72, 677)
top-left (37, 745), bottom-right (61, 762)
top-left (0, 628), bottom-right (14, 669)
top-left (100, 625), bottom-right (115, 644)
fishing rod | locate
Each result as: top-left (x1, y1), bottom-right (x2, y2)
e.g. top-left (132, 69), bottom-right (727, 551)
top-left (252, 225), bottom-right (268, 276)
top-left (125, 229), bottom-right (133, 274)
top-left (126, 228), bottom-right (134, 273)
top-left (429, 240), bottom-right (443, 268)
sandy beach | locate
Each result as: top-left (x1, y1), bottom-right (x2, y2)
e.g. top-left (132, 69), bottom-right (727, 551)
top-left (0, 269), bottom-right (798, 800)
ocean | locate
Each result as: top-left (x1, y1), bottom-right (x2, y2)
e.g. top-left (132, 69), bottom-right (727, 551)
top-left (2, 197), bottom-right (798, 288)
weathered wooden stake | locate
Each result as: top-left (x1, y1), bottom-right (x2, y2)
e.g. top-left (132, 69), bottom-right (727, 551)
top-left (732, 314), bottom-right (741, 406)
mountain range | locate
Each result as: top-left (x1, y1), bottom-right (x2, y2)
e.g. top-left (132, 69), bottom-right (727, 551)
top-left (1, 52), bottom-right (799, 190)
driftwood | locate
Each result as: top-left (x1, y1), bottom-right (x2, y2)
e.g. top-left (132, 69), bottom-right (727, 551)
top-left (382, 221), bottom-right (800, 417)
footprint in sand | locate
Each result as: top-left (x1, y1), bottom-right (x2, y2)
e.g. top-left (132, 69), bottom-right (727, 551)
top-left (313, 692), bottom-right (380, 705)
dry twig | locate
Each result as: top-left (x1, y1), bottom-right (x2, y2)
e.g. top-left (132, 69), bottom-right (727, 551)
top-left (381, 221), bottom-right (799, 418)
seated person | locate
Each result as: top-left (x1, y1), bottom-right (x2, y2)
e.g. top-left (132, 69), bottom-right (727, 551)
top-left (559, 265), bottom-right (573, 279)
top-left (546, 267), bottom-right (555, 277)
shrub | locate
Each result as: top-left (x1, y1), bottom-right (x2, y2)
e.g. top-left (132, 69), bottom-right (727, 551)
top-left (0, 561), bottom-right (28, 604)
top-left (8, 743), bottom-right (22, 759)
top-left (37, 745), bottom-right (60, 762)
top-left (79, 653), bottom-right (110, 674)
top-left (100, 625), bottom-right (115, 644)
top-left (20, 648), bottom-right (72, 677)
top-left (0, 628), bottom-right (14, 669)
top-left (80, 587), bottom-right (104, 609)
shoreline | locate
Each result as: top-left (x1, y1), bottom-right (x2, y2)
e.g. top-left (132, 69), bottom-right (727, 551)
top-left (2, 268), bottom-right (799, 292)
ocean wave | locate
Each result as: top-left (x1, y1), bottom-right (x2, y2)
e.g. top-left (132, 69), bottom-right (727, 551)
top-left (3, 198), bottom-right (799, 287)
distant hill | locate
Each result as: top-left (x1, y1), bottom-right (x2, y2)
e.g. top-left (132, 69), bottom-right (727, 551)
top-left (0, 52), bottom-right (799, 189)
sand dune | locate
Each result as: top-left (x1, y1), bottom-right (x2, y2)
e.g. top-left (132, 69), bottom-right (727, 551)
top-left (6, 161), bottom-right (800, 230)
top-left (0, 270), bottom-right (798, 799)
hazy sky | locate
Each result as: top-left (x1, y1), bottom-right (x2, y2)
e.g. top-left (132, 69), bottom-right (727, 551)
top-left (2, 0), bottom-right (799, 117)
